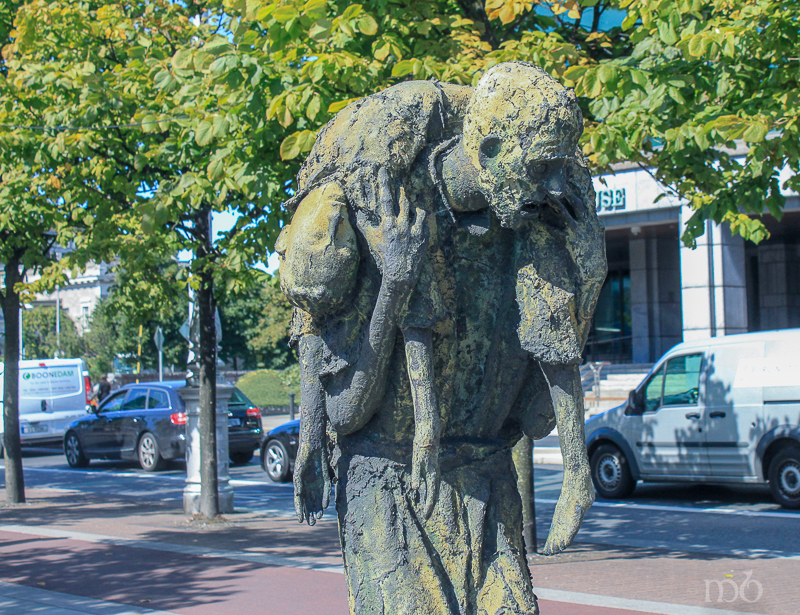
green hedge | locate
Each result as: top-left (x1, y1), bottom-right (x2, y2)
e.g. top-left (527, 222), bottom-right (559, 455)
top-left (236, 364), bottom-right (301, 407)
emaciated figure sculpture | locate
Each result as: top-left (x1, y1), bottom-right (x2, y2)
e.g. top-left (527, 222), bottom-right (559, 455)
top-left (275, 62), bottom-right (607, 615)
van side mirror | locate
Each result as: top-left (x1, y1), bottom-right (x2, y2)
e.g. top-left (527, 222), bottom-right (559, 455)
top-left (625, 390), bottom-right (643, 416)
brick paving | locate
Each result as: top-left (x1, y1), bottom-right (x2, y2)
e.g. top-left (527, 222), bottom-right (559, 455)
top-left (1, 487), bottom-right (787, 615)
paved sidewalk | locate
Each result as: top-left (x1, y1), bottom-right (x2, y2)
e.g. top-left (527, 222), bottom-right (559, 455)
top-left (1, 486), bottom-right (789, 615)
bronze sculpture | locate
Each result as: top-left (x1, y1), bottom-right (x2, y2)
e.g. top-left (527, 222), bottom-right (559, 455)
top-left (275, 61), bottom-right (607, 615)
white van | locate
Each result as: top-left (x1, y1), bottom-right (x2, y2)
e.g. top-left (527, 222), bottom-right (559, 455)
top-left (585, 329), bottom-right (800, 508)
top-left (0, 359), bottom-right (92, 454)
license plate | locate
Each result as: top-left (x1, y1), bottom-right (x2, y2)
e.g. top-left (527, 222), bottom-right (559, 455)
top-left (228, 418), bottom-right (241, 427)
top-left (21, 424), bottom-right (48, 434)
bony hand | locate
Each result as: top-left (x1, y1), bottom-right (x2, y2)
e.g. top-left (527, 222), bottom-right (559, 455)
top-left (411, 433), bottom-right (440, 520)
top-left (542, 466), bottom-right (594, 555)
top-left (357, 167), bottom-right (428, 289)
top-left (293, 439), bottom-right (332, 526)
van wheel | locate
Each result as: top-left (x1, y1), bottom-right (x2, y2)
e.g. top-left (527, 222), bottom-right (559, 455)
top-left (769, 446), bottom-right (800, 509)
top-left (64, 432), bottom-right (89, 468)
top-left (138, 432), bottom-right (165, 472)
top-left (591, 444), bottom-right (635, 499)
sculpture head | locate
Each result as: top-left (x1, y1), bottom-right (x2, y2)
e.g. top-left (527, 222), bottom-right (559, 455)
top-left (463, 62), bottom-right (583, 230)
top-left (275, 182), bottom-right (359, 317)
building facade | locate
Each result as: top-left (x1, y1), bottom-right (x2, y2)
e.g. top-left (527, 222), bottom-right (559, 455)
top-left (589, 157), bottom-right (800, 364)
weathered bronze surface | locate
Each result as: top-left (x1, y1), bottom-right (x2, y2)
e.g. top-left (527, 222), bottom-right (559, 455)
top-left (275, 61), bottom-right (607, 615)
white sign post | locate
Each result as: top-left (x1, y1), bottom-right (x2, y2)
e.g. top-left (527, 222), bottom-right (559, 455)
top-left (153, 327), bottom-right (165, 382)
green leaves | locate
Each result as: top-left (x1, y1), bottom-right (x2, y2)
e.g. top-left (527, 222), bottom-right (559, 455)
top-left (195, 120), bottom-right (215, 146)
top-left (280, 130), bottom-right (317, 160)
top-left (706, 115), bottom-right (770, 143)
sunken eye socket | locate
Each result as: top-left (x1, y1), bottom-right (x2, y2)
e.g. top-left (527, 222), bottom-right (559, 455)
top-left (479, 136), bottom-right (502, 161)
top-left (528, 162), bottom-right (549, 176)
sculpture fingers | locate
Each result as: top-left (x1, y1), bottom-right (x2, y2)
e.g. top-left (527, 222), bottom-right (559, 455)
top-left (423, 463), bottom-right (440, 520)
top-left (410, 208), bottom-right (427, 238)
top-left (376, 166), bottom-right (396, 219)
top-left (397, 186), bottom-right (410, 225)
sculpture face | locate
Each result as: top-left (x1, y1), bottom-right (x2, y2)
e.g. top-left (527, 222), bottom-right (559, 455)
top-left (462, 61), bottom-right (583, 230)
top-left (476, 133), bottom-right (578, 230)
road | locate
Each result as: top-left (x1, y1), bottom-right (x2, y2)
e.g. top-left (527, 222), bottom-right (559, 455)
top-left (3, 445), bottom-right (799, 560)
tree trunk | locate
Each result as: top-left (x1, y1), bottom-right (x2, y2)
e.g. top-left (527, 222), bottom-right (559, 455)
top-left (196, 206), bottom-right (219, 518)
top-left (513, 435), bottom-right (536, 554)
top-left (1, 254), bottom-right (26, 504)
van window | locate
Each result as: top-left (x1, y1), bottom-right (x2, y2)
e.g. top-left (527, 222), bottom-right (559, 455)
top-left (148, 389), bottom-right (170, 409)
top-left (662, 354), bottom-right (702, 406)
top-left (644, 368), bottom-right (665, 412)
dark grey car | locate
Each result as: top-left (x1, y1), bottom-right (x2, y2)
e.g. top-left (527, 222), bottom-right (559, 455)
top-left (64, 381), bottom-right (262, 471)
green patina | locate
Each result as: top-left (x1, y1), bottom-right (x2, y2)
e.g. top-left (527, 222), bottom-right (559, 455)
top-left (274, 62), bottom-right (607, 615)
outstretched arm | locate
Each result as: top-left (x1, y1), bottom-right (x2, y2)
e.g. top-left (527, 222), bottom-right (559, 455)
top-left (539, 362), bottom-right (594, 555)
top-left (325, 169), bottom-right (428, 435)
top-left (294, 335), bottom-right (332, 525)
top-left (403, 326), bottom-right (440, 519)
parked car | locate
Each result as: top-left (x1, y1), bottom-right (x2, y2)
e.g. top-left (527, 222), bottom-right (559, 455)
top-left (63, 381), bottom-right (262, 471)
top-left (260, 419), bottom-right (299, 482)
top-left (585, 329), bottom-right (800, 508)
top-left (0, 359), bottom-right (92, 457)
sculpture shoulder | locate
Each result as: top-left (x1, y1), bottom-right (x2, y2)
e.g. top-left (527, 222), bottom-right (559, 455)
top-left (290, 81), bottom-right (473, 206)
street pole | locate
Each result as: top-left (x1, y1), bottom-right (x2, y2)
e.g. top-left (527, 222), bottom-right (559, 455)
top-left (136, 324), bottom-right (142, 383)
top-left (55, 285), bottom-right (60, 358)
top-left (289, 393), bottom-right (296, 421)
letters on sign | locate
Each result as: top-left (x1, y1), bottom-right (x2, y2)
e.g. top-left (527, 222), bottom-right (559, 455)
top-left (596, 188), bottom-right (626, 212)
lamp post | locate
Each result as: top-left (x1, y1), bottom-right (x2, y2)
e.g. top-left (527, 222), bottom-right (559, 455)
top-left (181, 285), bottom-right (233, 515)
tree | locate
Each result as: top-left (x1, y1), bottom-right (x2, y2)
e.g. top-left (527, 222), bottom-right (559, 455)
top-left (4, 1), bottom-right (283, 517)
top-left (82, 300), bottom-right (117, 380)
top-left (247, 277), bottom-right (295, 369)
top-left (1, 0), bottom-right (606, 513)
top-left (565, 0), bottom-right (800, 245)
top-left (218, 284), bottom-right (262, 371)
top-left (21, 306), bottom-right (84, 361)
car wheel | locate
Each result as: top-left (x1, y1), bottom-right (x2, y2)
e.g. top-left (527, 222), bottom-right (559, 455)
top-left (230, 450), bottom-right (254, 466)
top-left (769, 446), bottom-right (800, 509)
top-left (590, 443), bottom-right (635, 499)
top-left (64, 432), bottom-right (89, 468)
top-left (138, 432), bottom-right (165, 472)
top-left (262, 440), bottom-right (290, 482)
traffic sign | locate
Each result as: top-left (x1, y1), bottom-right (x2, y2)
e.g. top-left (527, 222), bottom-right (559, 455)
top-left (154, 327), bottom-right (165, 351)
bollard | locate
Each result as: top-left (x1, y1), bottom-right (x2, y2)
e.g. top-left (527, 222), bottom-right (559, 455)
top-left (289, 393), bottom-right (296, 421)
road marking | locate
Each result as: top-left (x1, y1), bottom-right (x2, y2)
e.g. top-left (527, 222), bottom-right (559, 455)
top-left (14, 466), bottom-right (798, 517)
top-left (0, 580), bottom-right (181, 615)
top-left (19, 466), bottom-right (293, 488)
top-left (535, 498), bottom-right (800, 520)
top-left (537, 587), bottom-right (772, 615)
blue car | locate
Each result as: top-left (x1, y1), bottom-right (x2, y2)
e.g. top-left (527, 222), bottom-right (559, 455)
top-left (64, 381), bottom-right (263, 471)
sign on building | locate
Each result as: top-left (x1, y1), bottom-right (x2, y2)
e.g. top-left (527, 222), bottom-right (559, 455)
top-left (596, 188), bottom-right (626, 212)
